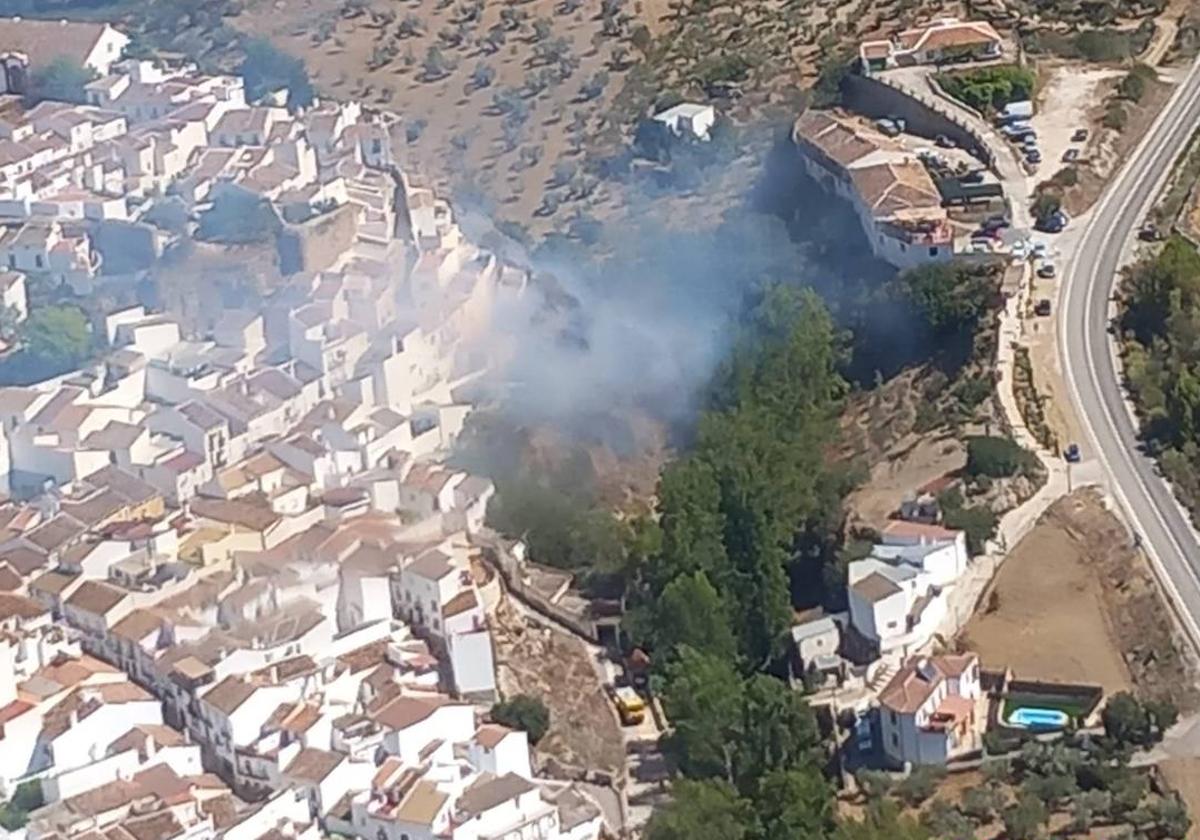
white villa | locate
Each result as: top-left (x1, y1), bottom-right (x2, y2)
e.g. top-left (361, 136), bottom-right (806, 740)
top-left (878, 652), bottom-right (983, 767)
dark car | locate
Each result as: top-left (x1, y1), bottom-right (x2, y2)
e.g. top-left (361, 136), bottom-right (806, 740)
top-left (1035, 299), bottom-right (1052, 316)
top-left (1071, 128), bottom-right (1089, 142)
top-left (935, 134), bottom-right (956, 148)
top-left (1035, 212), bottom-right (1068, 234)
top-left (1063, 148), bottom-right (1080, 163)
top-left (960, 170), bottom-right (985, 184)
top-left (1064, 443), bottom-right (1081, 463)
top-left (983, 214), bottom-right (1011, 231)
top-left (1139, 223), bottom-right (1165, 242)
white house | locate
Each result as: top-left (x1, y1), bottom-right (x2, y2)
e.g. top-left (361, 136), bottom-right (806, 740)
top-left (859, 18), bottom-right (1003, 75)
top-left (876, 520), bottom-right (969, 587)
top-left (846, 559), bottom-right (944, 658)
top-left (652, 103), bottom-right (716, 141)
top-left (878, 652), bottom-right (982, 767)
top-left (792, 110), bottom-right (954, 270)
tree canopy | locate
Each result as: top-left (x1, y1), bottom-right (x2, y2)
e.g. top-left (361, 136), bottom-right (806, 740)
top-left (24, 57), bottom-right (96, 106)
top-left (1121, 237), bottom-right (1200, 516)
top-left (490, 694), bottom-right (550, 745)
top-left (22, 305), bottom-right (91, 370)
top-left (237, 37), bottom-right (314, 109)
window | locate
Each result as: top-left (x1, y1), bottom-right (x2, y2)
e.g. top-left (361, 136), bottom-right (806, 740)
top-left (34, 255), bottom-right (42, 268)
top-left (929, 247), bottom-right (939, 256)
top-left (886, 620), bottom-right (898, 630)
top-left (891, 732), bottom-right (899, 748)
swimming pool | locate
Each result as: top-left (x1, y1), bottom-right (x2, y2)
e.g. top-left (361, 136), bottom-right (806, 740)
top-left (1008, 707), bottom-right (1070, 729)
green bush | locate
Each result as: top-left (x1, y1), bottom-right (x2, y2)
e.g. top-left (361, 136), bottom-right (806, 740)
top-left (943, 504), bottom-right (998, 555)
top-left (1103, 102), bottom-right (1128, 131)
top-left (0, 781), bottom-right (44, 831)
top-left (935, 65), bottom-right (1036, 112)
top-left (196, 190), bottom-right (281, 244)
top-left (966, 435), bottom-right (1028, 477)
top-left (491, 694), bottom-right (551, 744)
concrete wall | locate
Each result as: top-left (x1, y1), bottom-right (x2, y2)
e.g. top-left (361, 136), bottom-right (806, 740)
top-left (843, 74), bottom-right (993, 167)
top-left (277, 203), bottom-right (359, 276)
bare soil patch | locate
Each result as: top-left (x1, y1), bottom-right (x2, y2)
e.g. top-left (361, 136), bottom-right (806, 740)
top-left (962, 489), bottom-right (1199, 710)
top-left (491, 596), bottom-right (624, 776)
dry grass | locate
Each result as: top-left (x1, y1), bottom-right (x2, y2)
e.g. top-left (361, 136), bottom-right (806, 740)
top-left (491, 596), bottom-right (625, 775)
top-left (962, 489), bottom-right (1199, 710)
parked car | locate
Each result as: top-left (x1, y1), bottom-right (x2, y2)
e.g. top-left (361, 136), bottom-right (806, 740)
top-left (1035, 298), bottom-right (1052, 316)
top-left (1072, 128), bottom-right (1089, 142)
top-left (1037, 262), bottom-right (1057, 278)
top-left (875, 118), bottom-right (900, 137)
top-left (983, 214), bottom-right (1011, 231)
top-left (1064, 443), bottom-right (1081, 463)
top-left (1035, 211), bottom-right (1068, 233)
top-left (1032, 241), bottom-right (1050, 259)
top-left (935, 134), bottom-right (956, 148)
top-left (1139, 223), bottom-right (1166, 242)
top-left (968, 238), bottom-right (992, 254)
top-left (1063, 148), bottom-right (1081, 163)
top-left (960, 170), bottom-right (985, 184)
top-left (1026, 149), bottom-right (1043, 164)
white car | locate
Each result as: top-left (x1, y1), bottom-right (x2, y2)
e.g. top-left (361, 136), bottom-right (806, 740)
top-left (1031, 242), bottom-right (1050, 259)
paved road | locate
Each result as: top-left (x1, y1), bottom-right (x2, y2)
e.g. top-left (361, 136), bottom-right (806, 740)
top-left (1059, 55), bottom-right (1200, 645)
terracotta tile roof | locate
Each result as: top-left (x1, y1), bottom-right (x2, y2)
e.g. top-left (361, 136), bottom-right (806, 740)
top-left (283, 747), bottom-right (343, 783)
top-left (474, 723), bottom-right (514, 749)
top-left (393, 779), bottom-right (448, 825)
top-left (0, 17), bottom-right (115, 69)
top-left (370, 694), bottom-right (455, 731)
top-left (850, 572), bottom-right (902, 603)
top-left (0, 592), bottom-right (46, 621)
top-left (111, 608), bottom-right (164, 642)
top-left (65, 580), bottom-right (126, 617)
top-left (406, 551), bottom-right (455, 581)
top-left (879, 653), bottom-right (977, 714)
top-left (202, 676), bottom-right (255, 715)
top-left (442, 588), bottom-right (478, 618)
top-left (456, 772), bottom-right (535, 819)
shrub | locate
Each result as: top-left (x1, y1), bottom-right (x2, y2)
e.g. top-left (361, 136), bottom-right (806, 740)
top-left (491, 694), bottom-right (551, 744)
top-left (895, 766), bottom-right (945, 807)
top-left (966, 435), bottom-right (1028, 477)
top-left (943, 504), bottom-right (998, 555)
top-left (1103, 102), bottom-right (1128, 131)
top-left (935, 65), bottom-right (1036, 112)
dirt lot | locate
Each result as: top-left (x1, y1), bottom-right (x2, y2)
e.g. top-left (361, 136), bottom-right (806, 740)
top-left (845, 432), bottom-right (965, 529)
top-left (491, 596), bottom-right (624, 777)
top-left (962, 489), bottom-right (1198, 709)
top-left (1048, 66), bottom-right (1176, 217)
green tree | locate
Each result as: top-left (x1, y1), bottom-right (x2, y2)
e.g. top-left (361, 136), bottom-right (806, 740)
top-left (22, 305), bottom-right (90, 369)
top-left (733, 674), bottom-right (822, 791)
top-left (751, 768), bottom-right (834, 840)
top-left (1002, 795), bottom-right (1048, 840)
top-left (660, 647), bottom-right (743, 781)
top-left (652, 571), bottom-right (737, 662)
top-left (196, 189), bottom-right (281, 244)
top-left (644, 780), bottom-right (752, 840)
top-left (24, 57), bottom-right (96, 105)
top-left (0, 781), bottom-right (44, 831)
top-left (238, 37), bottom-right (314, 109)
top-left (834, 802), bottom-right (932, 839)
top-left (900, 262), bottom-right (992, 338)
top-left (490, 694), bottom-right (550, 744)
top-left (965, 435), bottom-right (1031, 478)
top-left (1102, 692), bottom-right (1176, 748)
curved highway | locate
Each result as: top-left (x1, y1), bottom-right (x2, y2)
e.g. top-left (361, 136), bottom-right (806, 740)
top-left (1059, 56), bottom-right (1200, 644)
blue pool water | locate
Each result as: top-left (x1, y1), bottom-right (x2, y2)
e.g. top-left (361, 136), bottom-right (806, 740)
top-left (1008, 707), bottom-right (1069, 729)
